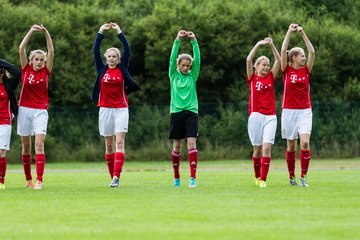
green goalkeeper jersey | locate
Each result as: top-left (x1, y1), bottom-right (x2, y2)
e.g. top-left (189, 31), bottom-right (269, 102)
top-left (168, 39), bottom-right (200, 114)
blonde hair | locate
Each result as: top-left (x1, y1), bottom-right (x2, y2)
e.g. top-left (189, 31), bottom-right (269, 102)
top-left (104, 47), bottom-right (121, 64)
top-left (177, 54), bottom-right (193, 65)
top-left (288, 47), bottom-right (304, 65)
top-left (254, 56), bottom-right (270, 74)
top-left (29, 49), bottom-right (47, 62)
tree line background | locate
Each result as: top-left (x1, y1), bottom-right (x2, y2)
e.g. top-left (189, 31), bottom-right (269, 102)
top-left (0, 0), bottom-right (359, 162)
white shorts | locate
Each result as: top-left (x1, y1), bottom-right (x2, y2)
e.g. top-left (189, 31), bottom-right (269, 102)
top-left (247, 113), bottom-right (277, 146)
top-left (17, 106), bottom-right (48, 136)
top-left (0, 125), bottom-right (12, 150)
top-left (99, 107), bottom-right (129, 136)
top-left (281, 109), bottom-right (312, 140)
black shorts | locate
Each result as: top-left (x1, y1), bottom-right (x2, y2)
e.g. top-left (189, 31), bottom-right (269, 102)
top-left (169, 110), bottom-right (199, 140)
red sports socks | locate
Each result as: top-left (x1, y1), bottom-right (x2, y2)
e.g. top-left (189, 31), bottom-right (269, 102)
top-left (35, 154), bottom-right (46, 182)
top-left (105, 153), bottom-right (115, 178)
top-left (188, 148), bottom-right (198, 179)
top-left (300, 149), bottom-right (311, 177)
top-left (113, 152), bottom-right (125, 178)
top-left (0, 157), bottom-right (6, 184)
top-left (260, 157), bottom-right (271, 181)
top-left (252, 156), bottom-right (261, 179)
top-left (172, 151), bottom-right (181, 179)
top-left (286, 151), bottom-right (296, 179)
top-left (22, 154), bottom-right (32, 181)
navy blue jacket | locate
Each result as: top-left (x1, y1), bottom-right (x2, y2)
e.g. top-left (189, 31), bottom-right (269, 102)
top-left (91, 32), bottom-right (140, 102)
top-left (0, 59), bottom-right (20, 116)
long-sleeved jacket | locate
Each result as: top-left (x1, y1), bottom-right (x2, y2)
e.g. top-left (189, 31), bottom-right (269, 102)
top-left (0, 59), bottom-right (21, 116)
top-left (168, 39), bottom-right (200, 114)
top-left (91, 32), bottom-right (140, 103)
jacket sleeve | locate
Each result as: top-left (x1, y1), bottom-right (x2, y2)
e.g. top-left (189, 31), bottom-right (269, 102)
top-left (0, 58), bottom-right (21, 89)
top-left (169, 39), bottom-right (180, 80)
top-left (93, 33), bottom-right (106, 73)
top-left (118, 33), bottom-right (131, 69)
top-left (190, 39), bottom-right (200, 81)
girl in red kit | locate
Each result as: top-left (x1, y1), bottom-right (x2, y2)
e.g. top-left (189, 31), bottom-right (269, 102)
top-left (246, 37), bottom-right (280, 188)
top-left (92, 22), bottom-right (140, 188)
top-left (281, 23), bottom-right (315, 187)
top-left (0, 59), bottom-right (21, 190)
top-left (18, 24), bottom-right (54, 190)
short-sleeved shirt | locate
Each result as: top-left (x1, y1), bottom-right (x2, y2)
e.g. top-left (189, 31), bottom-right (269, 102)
top-left (282, 65), bottom-right (311, 109)
top-left (0, 83), bottom-right (11, 125)
top-left (18, 64), bottom-right (50, 109)
top-left (246, 72), bottom-right (276, 115)
top-left (98, 67), bottom-right (128, 108)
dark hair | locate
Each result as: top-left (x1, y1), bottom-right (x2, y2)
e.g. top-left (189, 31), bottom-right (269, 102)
top-left (0, 68), bottom-right (4, 74)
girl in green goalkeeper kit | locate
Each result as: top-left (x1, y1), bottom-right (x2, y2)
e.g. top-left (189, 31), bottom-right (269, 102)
top-left (168, 30), bottom-right (200, 188)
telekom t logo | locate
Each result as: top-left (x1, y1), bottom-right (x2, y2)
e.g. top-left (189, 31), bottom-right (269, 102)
top-left (290, 74), bottom-right (297, 83)
top-left (28, 74), bottom-right (35, 84)
top-left (256, 82), bottom-right (262, 91)
top-left (103, 73), bottom-right (111, 82)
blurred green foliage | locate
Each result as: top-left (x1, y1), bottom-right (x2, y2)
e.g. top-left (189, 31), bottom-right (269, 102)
top-left (1, 0), bottom-right (359, 161)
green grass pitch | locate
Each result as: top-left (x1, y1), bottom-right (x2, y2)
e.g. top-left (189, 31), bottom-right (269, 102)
top-left (1, 159), bottom-right (359, 240)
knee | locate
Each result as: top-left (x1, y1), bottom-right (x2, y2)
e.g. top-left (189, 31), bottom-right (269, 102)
top-left (105, 142), bottom-right (114, 151)
top-left (22, 142), bottom-right (31, 153)
top-left (116, 140), bottom-right (125, 151)
top-left (0, 149), bottom-right (6, 158)
top-left (262, 146), bottom-right (271, 157)
top-left (34, 141), bottom-right (44, 153)
top-left (301, 141), bottom-right (310, 150)
top-left (253, 147), bottom-right (262, 158)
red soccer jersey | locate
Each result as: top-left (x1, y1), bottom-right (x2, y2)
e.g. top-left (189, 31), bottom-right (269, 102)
top-left (0, 83), bottom-right (11, 125)
top-left (282, 65), bottom-right (312, 109)
top-left (98, 68), bottom-right (128, 108)
top-left (246, 72), bottom-right (276, 115)
top-left (18, 64), bottom-right (50, 109)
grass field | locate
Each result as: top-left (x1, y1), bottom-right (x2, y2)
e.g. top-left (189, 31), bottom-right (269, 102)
top-left (1, 159), bottom-right (360, 240)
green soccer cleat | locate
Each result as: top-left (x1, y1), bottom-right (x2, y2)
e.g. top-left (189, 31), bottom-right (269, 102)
top-left (174, 178), bottom-right (180, 187)
top-left (300, 176), bottom-right (309, 187)
top-left (109, 176), bottom-right (119, 188)
top-left (255, 177), bottom-right (260, 186)
top-left (259, 180), bottom-right (267, 188)
top-left (189, 177), bottom-right (196, 188)
top-left (289, 177), bottom-right (298, 186)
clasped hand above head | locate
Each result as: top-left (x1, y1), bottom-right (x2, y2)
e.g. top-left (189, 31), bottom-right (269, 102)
top-left (99, 22), bottom-right (122, 34)
top-left (176, 30), bottom-right (196, 40)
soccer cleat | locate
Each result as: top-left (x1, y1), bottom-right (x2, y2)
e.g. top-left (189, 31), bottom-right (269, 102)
top-left (255, 177), bottom-right (260, 186)
top-left (34, 180), bottom-right (42, 190)
top-left (189, 177), bottom-right (196, 188)
top-left (289, 177), bottom-right (298, 186)
top-left (109, 176), bottom-right (119, 188)
top-left (259, 180), bottom-right (267, 188)
top-left (26, 180), bottom-right (34, 189)
top-left (174, 178), bottom-right (180, 187)
top-left (0, 183), bottom-right (5, 190)
top-left (300, 176), bottom-right (309, 187)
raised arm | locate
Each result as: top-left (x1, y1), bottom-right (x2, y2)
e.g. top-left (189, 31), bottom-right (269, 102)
top-left (93, 23), bottom-right (111, 72)
top-left (169, 30), bottom-right (186, 77)
top-left (297, 26), bottom-right (315, 72)
top-left (41, 25), bottom-right (54, 72)
top-left (111, 23), bottom-right (130, 69)
top-left (281, 24), bottom-right (298, 71)
top-left (187, 31), bottom-right (200, 81)
top-left (267, 38), bottom-right (281, 78)
top-left (19, 25), bottom-right (42, 68)
top-left (246, 40), bottom-right (264, 78)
